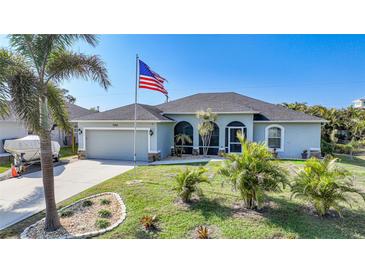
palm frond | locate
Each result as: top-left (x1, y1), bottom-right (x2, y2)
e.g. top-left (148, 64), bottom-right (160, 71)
top-left (8, 35), bottom-right (38, 68)
top-left (8, 67), bottom-right (42, 133)
top-left (46, 50), bottom-right (110, 89)
top-left (0, 91), bottom-right (9, 118)
top-left (0, 49), bottom-right (11, 117)
top-left (47, 83), bottom-right (71, 132)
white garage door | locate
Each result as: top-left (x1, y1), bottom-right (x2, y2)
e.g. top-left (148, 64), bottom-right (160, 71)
top-left (86, 130), bottom-right (149, 161)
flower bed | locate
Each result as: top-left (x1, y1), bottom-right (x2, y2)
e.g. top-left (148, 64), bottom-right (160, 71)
top-left (21, 192), bottom-right (126, 239)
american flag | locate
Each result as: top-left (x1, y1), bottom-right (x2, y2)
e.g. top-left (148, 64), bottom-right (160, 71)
top-left (139, 60), bottom-right (168, 95)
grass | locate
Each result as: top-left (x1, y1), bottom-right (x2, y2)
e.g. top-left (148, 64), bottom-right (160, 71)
top-left (0, 162), bottom-right (11, 174)
top-left (1, 156), bottom-right (365, 239)
top-left (60, 146), bottom-right (78, 159)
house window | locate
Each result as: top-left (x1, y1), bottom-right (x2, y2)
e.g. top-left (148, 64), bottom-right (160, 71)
top-left (174, 121), bottom-right (194, 154)
top-left (265, 125), bottom-right (284, 151)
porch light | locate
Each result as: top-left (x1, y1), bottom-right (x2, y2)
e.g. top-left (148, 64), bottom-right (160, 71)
top-left (78, 128), bottom-right (83, 135)
top-left (149, 129), bottom-right (154, 136)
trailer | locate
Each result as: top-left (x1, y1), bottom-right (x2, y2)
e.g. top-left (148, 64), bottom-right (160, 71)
top-left (4, 135), bottom-right (60, 173)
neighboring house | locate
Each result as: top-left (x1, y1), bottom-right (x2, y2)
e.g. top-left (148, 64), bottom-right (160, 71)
top-left (0, 110), bottom-right (28, 154)
top-left (353, 98), bottom-right (365, 109)
top-left (0, 102), bottom-right (95, 154)
top-left (51, 102), bottom-right (96, 147)
top-left (74, 92), bottom-right (325, 162)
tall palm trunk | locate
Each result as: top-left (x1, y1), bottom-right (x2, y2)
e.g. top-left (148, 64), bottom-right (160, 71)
top-left (40, 95), bottom-right (60, 231)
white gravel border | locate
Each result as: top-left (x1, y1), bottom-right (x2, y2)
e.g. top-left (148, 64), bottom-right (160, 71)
top-left (20, 192), bottom-right (127, 239)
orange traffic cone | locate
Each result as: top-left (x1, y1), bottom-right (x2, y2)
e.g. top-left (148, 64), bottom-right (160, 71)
top-left (11, 165), bottom-right (18, 178)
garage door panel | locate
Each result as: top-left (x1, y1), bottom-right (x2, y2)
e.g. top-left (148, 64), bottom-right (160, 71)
top-left (86, 130), bottom-right (148, 161)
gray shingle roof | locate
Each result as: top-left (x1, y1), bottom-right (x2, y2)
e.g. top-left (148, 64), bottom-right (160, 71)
top-left (1, 101), bottom-right (95, 121)
top-left (156, 92), bottom-right (258, 113)
top-left (74, 103), bottom-right (173, 121)
top-left (66, 102), bottom-right (96, 120)
top-left (157, 92), bottom-right (324, 122)
top-left (72, 92), bottom-right (324, 122)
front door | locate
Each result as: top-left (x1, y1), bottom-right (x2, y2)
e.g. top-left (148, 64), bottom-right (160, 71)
top-left (228, 127), bottom-right (244, 153)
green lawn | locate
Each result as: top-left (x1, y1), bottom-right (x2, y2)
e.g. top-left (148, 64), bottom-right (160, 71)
top-left (59, 146), bottom-right (78, 159)
top-left (0, 162), bottom-right (11, 174)
top-left (2, 156), bottom-right (365, 239)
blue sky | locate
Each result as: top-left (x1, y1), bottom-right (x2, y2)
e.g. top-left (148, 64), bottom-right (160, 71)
top-left (1, 34), bottom-right (365, 111)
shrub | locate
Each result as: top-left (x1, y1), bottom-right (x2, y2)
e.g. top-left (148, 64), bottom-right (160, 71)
top-left (321, 140), bottom-right (333, 156)
top-left (140, 215), bottom-right (157, 230)
top-left (219, 133), bottom-right (288, 209)
top-left (100, 198), bottom-right (111, 205)
top-left (82, 200), bottom-right (93, 207)
top-left (291, 156), bottom-right (365, 217)
top-left (98, 209), bottom-right (112, 218)
top-left (173, 167), bottom-right (209, 203)
top-left (95, 219), bottom-right (110, 229)
top-left (334, 143), bottom-right (352, 154)
top-left (197, 225), bottom-right (209, 239)
top-left (60, 210), bottom-right (74, 218)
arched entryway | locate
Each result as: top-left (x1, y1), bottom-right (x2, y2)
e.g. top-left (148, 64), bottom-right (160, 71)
top-left (199, 122), bottom-right (220, 155)
top-left (174, 121), bottom-right (194, 154)
top-left (225, 121), bottom-right (246, 153)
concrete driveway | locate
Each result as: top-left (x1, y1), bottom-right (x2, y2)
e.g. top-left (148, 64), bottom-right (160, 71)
top-left (0, 159), bottom-right (134, 230)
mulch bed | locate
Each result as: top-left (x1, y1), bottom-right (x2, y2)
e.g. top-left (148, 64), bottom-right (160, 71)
top-left (22, 193), bottom-right (125, 239)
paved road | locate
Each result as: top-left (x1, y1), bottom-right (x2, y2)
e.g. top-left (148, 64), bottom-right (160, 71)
top-left (0, 160), bottom-right (134, 230)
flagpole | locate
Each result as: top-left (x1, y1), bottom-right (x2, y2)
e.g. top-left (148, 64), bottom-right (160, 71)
top-left (133, 54), bottom-right (139, 180)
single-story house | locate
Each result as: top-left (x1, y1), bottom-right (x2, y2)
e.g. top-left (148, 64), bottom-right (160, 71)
top-left (0, 102), bottom-right (95, 154)
top-left (73, 92), bottom-right (325, 162)
top-left (0, 109), bottom-right (28, 154)
top-left (50, 102), bottom-right (96, 147)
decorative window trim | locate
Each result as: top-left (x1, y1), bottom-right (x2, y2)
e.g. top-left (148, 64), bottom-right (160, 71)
top-left (265, 124), bottom-right (285, 152)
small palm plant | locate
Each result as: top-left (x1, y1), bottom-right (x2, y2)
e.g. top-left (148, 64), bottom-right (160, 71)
top-left (291, 156), bottom-right (365, 217)
top-left (219, 133), bottom-right (288, 209)
top-left (174, 167), bottom-right (209, 203)
top-left (174, 133), bottom-right (192, 157)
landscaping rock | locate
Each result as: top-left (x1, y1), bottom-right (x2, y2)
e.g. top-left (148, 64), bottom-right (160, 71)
top-left (20, 192), bottom-right (126, 239)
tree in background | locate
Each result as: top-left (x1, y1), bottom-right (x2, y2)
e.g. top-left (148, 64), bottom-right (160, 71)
top-left (61, 88), bottom-right (76, 104)
top-left (89, 106), bottom-right (100, 112)
top-left (282, 102), bottom-right (365, 155)
top-left (0, 35), bottom-right (110, 231)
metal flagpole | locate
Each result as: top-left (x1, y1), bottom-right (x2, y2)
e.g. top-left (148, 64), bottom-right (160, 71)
top-left (133, 54), bottom-right (139, 180)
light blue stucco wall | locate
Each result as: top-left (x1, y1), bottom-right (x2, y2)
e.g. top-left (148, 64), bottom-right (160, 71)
top-left (165, 113), bottom-right (254, 152)
top-left (253, 122), bottom-right (322, 158)
top-left (76, 118), bottom-right (322, 160)
top-left (156, 123), bottom-right (174, 158)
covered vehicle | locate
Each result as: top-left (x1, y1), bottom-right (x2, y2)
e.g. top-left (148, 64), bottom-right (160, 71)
top-left (4, 135), bottom-right (60, 163)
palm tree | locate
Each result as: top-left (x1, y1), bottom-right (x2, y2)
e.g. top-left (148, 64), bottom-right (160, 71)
top-left (291, 156), bottom-right (365, 217)
top-left (196, 108), bottom-right (217, 156)
top-left (351, 118), bottom-right (365, 140)
top-left (174, 133), bottom-right (192, 157)
top-left (173, 167), bottom-right (209, 203)
top-left (219, 133), bottom-right (288, 209)
top-left (0, 35), bottom-right (110, 231)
